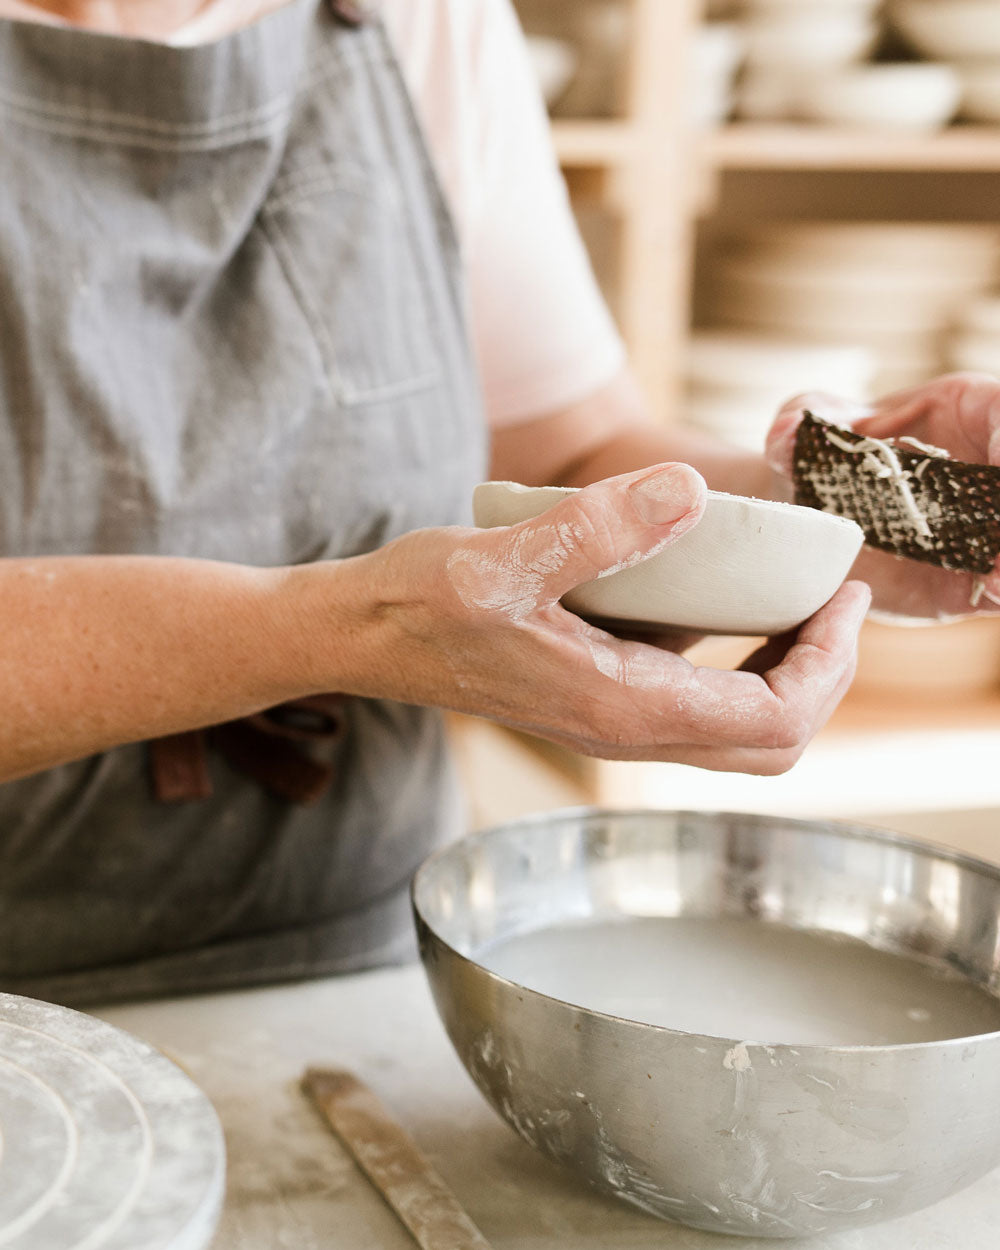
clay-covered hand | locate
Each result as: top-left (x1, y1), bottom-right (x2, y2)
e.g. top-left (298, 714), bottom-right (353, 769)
top-left (766, 373), bottom-right (1000, 621)
top-left (333, 464), bottom-right (870, 775)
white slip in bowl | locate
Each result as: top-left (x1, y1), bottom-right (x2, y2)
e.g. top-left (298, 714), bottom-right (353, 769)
top-left (473, 482), bottom-right (864, 637)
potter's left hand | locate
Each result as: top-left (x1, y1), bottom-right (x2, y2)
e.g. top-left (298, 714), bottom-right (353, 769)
top-left (765, 372), bottom-right (1000, 621)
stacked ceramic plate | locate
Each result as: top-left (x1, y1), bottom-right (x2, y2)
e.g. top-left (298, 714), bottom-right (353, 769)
top-left (892, 0), bottom-right (1000, 122)
top-left (734, 0), bottom-right (963, 129)
top-left (702, 222), bottom-right (1000, 396)
top-left (734, 0), bottom-right (883, 122)
top-left (682, 331), bottom-right (875, 450)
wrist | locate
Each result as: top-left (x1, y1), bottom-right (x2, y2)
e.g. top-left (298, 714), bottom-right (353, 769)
top-left (264, 551), bottom-right (399, 701)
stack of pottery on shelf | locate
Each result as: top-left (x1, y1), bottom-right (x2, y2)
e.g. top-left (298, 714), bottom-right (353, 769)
top-left (522, 0), bottom-right (746, 127)
top-left (892, 0), bottom-right (1000, 122)
top-left (681, 332), bottom-right (874, 450)
top-left (700, 222), bottom-right (1000, 399)
top-left (732, 0), bottom-right (962, 130)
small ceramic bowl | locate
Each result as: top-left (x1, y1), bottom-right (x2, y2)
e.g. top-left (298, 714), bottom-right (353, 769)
top-left (742, 10), bottom-right (879, 68)
top-left (473, 482), bottom-right (864, 636)
top-left (794, 63), bottom-right (962, 131)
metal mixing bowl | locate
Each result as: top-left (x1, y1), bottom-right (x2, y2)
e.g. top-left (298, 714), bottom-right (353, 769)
top-left (411, 809), bottom-right (1000, 1238)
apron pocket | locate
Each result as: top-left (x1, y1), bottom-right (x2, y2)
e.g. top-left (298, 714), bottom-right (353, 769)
top-left (259, 163), bottom-right (443, 406)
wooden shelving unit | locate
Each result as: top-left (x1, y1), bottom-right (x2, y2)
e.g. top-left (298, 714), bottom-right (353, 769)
top-left (707, 122), bottom-right (1000, 171)
top-left (540, 4), bottom-right (1000, 418)
top-left (551, 119), bottom-right (636, 166)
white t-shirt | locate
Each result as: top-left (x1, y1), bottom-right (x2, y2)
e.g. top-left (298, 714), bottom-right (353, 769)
top-left (0, 0), bottom-right (625, 426)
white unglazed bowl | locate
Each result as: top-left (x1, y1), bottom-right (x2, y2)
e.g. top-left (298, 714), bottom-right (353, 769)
top-left (794, 63), bottom-right (962, 130)
top-left (473, 482), bottom-right (864, 636)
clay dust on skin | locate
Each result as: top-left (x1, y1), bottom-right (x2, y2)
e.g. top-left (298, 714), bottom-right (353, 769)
top-left (446, 518), bottom-right (589, 621)
top-left (449, 501), bottom-right (702, 640)
top-left (451, 464), bottom-right (705, 623)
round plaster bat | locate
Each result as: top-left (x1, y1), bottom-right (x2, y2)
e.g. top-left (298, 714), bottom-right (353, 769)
top-left (473, 482), bottom-right (864, 636)
top-left (0, 993), bottom-right (224, 1250)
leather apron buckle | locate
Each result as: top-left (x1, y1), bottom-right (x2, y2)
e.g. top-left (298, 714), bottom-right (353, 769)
top-left (328, 0), bottom-right (370, 27)
top-left (149, 695), bottom-right (346, 805)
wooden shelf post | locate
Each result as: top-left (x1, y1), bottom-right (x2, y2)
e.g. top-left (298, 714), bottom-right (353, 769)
top-left (617, 0), bottom-right (703, 423)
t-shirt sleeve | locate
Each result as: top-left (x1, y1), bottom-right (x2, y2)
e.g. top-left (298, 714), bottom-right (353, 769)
top-left (382, 0), bottom-right (626, 428)
top-left (463, 0), bottom-right (626, 425)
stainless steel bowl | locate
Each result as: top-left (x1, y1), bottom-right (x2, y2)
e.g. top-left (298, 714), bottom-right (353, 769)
top-left (411, 809), bottom-right (1000, 1239)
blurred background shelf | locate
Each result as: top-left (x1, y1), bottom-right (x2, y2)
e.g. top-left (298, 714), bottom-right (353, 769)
top-left (551, 119), bottom-right (637, 165)
top-left (494, 0), bottom-right (1000, 832)
top-left (708, 122), bottom-right (1000, 169)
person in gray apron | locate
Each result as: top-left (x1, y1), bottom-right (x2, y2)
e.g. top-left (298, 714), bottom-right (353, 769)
top-left (0, 0), bottom-right (488, 1003)
top-left (3, 0), bottom-right (987, 1008)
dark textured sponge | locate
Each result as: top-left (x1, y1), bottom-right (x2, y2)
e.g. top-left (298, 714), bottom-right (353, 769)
top-left (793, 411), bottom-right (1000, 574)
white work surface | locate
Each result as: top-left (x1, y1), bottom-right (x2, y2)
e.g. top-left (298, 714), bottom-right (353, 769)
top-left (96, 964), bottom-right (1000, 1250)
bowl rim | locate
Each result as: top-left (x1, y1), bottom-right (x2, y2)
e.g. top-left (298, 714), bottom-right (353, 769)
top-left (475, 480), bottom-right (864, 536)
top-left (412, 806), bottom-right (1000, 1056)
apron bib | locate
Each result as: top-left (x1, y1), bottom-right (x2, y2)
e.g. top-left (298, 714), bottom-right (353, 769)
top-left (0, 0), bottom-right (487, 1003)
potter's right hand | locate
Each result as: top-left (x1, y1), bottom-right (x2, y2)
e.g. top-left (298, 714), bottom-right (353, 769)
top-left (315, 464), bottom-right (870, 776)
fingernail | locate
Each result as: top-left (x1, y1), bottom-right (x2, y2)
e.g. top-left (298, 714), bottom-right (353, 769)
top-left (629, 465), bottom-right (705, 526)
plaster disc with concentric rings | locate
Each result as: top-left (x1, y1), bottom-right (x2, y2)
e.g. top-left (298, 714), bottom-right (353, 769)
top-left (0, 992), bottom-right (225, 1250)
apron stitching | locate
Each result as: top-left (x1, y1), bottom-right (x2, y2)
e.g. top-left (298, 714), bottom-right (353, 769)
top-left (0, 80), bottom-right (298, 137)
top-left (355, 21), bottom-right (469, 411)
top-left (0, 107), bottom-right (292, 153)
top-left (263, 170), bottom-right (370, 214)
top-left (339, 372), bottom-right (442, 406)
top-left (365, 20), bottom-right (465, 283)
top-left (0, 40), bottom-right (354, 145)
top-left (255, 211), bottom-right (344, 402)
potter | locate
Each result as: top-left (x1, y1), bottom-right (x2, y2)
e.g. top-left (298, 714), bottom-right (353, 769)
top-left (0, 0), bottom-right (994, 1007)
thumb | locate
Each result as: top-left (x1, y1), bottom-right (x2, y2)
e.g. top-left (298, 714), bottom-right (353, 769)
top-left (766, 393), bottom-right (875, 479)
top-left (512, 463), bottom-right (706, 606)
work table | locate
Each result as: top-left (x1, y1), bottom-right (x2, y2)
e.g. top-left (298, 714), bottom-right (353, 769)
top-left (97, 963), bottom-right (1000, 1250)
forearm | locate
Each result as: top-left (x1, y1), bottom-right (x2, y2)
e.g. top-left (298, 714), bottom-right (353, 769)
top-left (560, 421), bottom-right (782, 500)
top-left (0, 555), bottom-right (367, 782)
top-left (489, 366), bottom-right (785, 500)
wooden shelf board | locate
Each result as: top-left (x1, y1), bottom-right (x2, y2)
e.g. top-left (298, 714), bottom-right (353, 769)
top-left (706, 123), bottom-right (1000, 171)
top-left (827, 686), bottom-right (1000, 737)
top-left (551, 119), bottom-right (637, 166)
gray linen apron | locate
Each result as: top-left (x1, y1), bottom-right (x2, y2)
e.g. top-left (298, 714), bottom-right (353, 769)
top-left (0, 0), bottom-right (487, 1004)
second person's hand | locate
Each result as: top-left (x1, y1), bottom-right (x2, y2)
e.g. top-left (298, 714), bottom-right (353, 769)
top-left (766, 373), bottom-right (1000, 621)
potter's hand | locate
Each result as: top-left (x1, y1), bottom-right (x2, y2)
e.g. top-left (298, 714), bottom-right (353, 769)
top-left (766, 374), bottom-right (1000, 621)
top-left (331, 465), bottom-right (870, 775)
